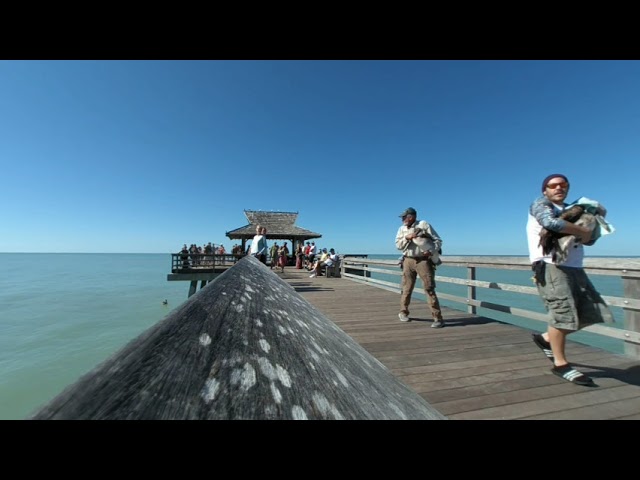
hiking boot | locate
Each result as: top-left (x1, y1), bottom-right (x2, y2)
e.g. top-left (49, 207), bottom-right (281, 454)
top-left (551, 364), bottom-right (596, 387)
top-left (398, 312), bottom-right (410, 322)
top-left (431, 320), bottom-right (445, 328)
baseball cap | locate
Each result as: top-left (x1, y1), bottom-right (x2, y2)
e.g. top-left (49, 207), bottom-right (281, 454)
top-left (399, 207), bottom-right (417, 217)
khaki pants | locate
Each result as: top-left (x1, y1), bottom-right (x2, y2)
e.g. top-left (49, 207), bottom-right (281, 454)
top-left (400, 256), bottom-right (442, 321)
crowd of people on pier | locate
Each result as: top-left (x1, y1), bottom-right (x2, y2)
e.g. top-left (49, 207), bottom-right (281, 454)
top-left (245, 225), bottom-right (339, 276)
top-left (178, 242), bottom-right (238, 267)
top-left (177, 234), bottom-right (339, 274)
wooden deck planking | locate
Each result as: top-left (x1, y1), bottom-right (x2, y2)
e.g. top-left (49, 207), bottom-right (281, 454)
top-left (451, 384), bottom-right (640, 420)
top-left (280, 268), bottom-right (640, 420)
top-left (404, 351), bottom-right (619, 399)
top-left (614, 412), bottom-right (640, 420)
top-left (522, 395), bottom-right (640, 420)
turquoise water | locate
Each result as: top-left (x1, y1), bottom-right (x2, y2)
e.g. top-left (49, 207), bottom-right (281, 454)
top-left (0, 252), bottom-right (632, 420)
top-left (0, 253), bottom-right (186, 420)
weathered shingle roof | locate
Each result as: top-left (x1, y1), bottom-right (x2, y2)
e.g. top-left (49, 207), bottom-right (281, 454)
top-left (226, 210), bottom-right (322, 240)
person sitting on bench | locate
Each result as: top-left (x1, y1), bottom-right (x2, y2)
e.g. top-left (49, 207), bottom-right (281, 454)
top-left (310, 248), bottom-right (338, 278)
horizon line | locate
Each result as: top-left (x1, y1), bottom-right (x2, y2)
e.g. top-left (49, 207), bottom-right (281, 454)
top-left (1, 252), bottom-right (638, 258)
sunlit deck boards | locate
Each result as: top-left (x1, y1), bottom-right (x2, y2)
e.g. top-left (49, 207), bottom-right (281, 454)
top-left (280, 268), bottom-right (640, 420)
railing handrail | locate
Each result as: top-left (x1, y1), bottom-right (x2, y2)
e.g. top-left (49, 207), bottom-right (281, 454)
top-left (340, 256), bottom-right (640, 354)
top-left (343, 255), bottom-right (640, 272)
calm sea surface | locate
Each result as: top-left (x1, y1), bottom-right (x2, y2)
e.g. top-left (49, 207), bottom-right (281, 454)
top-left (0, 252), bottom-right (632, 419)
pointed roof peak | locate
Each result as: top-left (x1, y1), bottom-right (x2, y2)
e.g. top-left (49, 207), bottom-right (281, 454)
top-left (226, 210), bottom-right (321, 240)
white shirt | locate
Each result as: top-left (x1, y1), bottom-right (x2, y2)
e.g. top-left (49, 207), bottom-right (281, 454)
top-left (526, 204), bottom-right (583, 267)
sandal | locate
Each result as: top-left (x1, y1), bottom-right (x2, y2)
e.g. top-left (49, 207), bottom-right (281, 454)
top-left (551, 364), bottom-right (595, 386)
top-left (532, 333), bottom-right (554, 363)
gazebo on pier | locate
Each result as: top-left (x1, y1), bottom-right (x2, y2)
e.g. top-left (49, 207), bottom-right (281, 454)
top-left (168, 210), bottom-right (322, 298)
top-left (226, 210), bottom-right (322, 256)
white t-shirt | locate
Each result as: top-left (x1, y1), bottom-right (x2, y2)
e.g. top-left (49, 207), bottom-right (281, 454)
top-left (250, 235), bottom-right (265, 255)
top-left (526, 203), bottom-right (583, 267)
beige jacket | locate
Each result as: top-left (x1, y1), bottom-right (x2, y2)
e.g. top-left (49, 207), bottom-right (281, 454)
top-left (395, 219), bottom-right (443, 263)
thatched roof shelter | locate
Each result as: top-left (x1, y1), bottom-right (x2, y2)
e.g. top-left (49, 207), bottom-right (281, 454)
top-left (226, 210), bottom-right (322, 250)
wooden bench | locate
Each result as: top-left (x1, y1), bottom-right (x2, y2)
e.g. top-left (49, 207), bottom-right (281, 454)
top-left (324, 256), bottom-right (342, 278)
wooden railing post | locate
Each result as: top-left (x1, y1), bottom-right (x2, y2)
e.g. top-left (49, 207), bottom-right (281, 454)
top-left (622, 274), bottom-right (640, 358)
top-left (467, 266), bottom-right (476, 314)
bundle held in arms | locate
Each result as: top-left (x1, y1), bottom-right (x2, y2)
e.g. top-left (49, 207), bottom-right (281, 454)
top-left (412, 227), bottom-right (442, 266)
top-left (539, 197), bottom-right (615, 263)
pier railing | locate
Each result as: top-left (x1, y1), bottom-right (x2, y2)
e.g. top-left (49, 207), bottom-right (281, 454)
top-left (341, 256), bottom-right (640, 358)
top-left (32, 255), bottom-right (445, 420)
top-left (171, 253), bottom-right (244, 272)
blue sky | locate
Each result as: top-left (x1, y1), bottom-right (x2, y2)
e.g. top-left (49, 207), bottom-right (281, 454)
top-left (1, 60), bottom-right (637, 256)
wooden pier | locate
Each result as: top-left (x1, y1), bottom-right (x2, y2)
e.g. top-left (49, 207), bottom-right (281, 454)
top-left (33, 256), bottom-right (444, 420)
top-left (35, 256), bottom-right (640, 419)
top-left (279, 265), bottom-right (640, 419)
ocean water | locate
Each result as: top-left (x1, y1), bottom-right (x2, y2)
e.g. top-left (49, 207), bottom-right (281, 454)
top-left (0, 252), bottom-right (633, 420)
top-left (0, 253), bottom-right (186, 420)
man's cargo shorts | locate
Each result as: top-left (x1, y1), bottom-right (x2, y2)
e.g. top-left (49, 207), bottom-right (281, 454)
top-left (536, 263), bottom-right (613, 331)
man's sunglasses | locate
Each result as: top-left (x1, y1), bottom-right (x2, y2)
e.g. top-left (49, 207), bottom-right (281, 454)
top-left (546, 182), bottom-right (568, 190)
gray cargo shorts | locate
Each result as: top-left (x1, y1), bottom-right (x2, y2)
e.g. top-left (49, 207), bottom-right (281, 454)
top-left (536, 263), bottom-right (613, 331)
